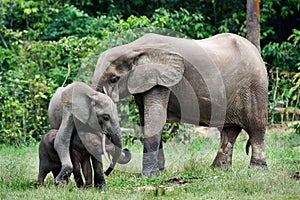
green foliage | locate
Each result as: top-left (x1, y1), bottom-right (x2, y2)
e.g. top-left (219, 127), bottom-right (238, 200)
top-left (0, 32), bottom-right (101, 145)
top-left (0, 0), bottom-right (299, 145)
top-left (152, 8), bottom-right (216, 39)
top-left (260, 0), bottom-right (300, 44)
top-left (262, 29), bottom-right (300, 72)
top-left (263, 29), bottom-right (300, 123)
top-left (0, 70), bottom-right (54, 145)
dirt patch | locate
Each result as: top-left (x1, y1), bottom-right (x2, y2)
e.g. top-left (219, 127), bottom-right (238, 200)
top-left (162, 177), bottom-right (188, 184)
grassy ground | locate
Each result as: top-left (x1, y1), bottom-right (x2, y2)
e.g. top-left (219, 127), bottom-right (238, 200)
top-left (0, 127), bottom-right (299, 200)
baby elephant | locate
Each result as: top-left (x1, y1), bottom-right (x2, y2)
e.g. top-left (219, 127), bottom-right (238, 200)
top-left (37, 129), bottom-right (131, 188)
top-left (37, 129), bottom-right (105, 188)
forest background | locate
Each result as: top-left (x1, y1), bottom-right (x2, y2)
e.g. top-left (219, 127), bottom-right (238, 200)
top-left (0, 0), bottom-right (299, 145)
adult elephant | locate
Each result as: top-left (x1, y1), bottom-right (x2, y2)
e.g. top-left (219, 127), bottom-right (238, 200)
top-left (50, 81), bottom-right (127, 183)
top-left (92, 33), bottom-right (268, 176)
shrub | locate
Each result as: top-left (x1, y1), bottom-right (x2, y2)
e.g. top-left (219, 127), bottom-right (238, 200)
top-left (0, 33), bottom-right (101, 145)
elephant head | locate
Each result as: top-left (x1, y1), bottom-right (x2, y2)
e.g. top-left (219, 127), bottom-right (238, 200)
top-left (61, 81), bottom-right (123, 175)
top-left (91, 33), bottom-right (185, 102)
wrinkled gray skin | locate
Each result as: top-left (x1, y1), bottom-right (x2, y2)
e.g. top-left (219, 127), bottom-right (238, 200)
top-left (37, 129), bottom-right (131, 188)
top-left (38, 129), bottom-right (102, 188)
top-left (92, 33), bottom-right (268, 176)
top-left (49, 81), bottom-right (130, 183)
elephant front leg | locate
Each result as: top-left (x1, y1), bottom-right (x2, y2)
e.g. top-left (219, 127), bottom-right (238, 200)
top-left (91, 156), bottom-right (106, 189)
top-left (71, 151), bottom-right (86, 188)
top-left (140, 86), bottom-right (170, 176)
top-left (54, 111), bottom-right (74, 184)
top-left (81, 158), bottom-right (92, 188)
top-left (212, 126), bottom-right (241, 168)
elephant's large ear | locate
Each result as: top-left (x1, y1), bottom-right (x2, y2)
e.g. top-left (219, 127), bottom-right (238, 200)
top-left (73, 118), bottom-right (104, 162)
top-left (127, 49), bottom-right (184, 94)
top-left (61, 81), bottom-right (100, 130)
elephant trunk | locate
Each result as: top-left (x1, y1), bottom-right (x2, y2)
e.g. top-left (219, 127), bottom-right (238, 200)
top-left (106, 147), bottom-right (131, 165)
top-left (117, 148), bottom-right (131, 164)
top-left (104, 126), bottom-right (122, 176)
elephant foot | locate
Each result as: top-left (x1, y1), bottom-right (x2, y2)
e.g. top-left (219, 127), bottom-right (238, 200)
top-left (159, 167), bottom-right (165, 171)
top-left (211, 153), bottom-right (232, 169)
top-left (54, 165), bottom-right (73, 185)
top-left (250, 160), bottom-right (268, 170)
top-left (137, 170), bottom-right (159, 178)
top-left (95, 181), bottom-right (106, 190)
top-left (211, 160), bottom-right (232, 169)
top-left (85, 183), bottom-right (92, 189)
top-left (75, 177), bottom-right (84, 188)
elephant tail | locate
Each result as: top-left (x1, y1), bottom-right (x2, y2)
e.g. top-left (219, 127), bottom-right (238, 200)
top-left (246, 139), bottom-right (251, 155)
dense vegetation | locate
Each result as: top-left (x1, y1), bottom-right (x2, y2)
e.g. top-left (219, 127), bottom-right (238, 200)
top-left (0, 0), bottom-right (299, 145)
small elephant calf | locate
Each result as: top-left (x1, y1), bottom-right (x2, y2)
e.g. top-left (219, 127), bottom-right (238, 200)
top-left (37, 129), bottom-right (106, 188)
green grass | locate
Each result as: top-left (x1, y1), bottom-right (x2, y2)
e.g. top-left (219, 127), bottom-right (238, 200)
top-left (0, 128), bottom-right (299, 200)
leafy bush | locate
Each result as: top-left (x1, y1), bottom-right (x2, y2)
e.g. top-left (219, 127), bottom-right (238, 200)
top-left (0, 0), bottom-right (300, 145)
top-left (0, 70), bottom-right (54, 145)
top-left (0, 32), bottom-right (101, 144)
top-left (152, 8), bottom-right (216, 39)
top-left (263, 29), bottom-right (300, 123)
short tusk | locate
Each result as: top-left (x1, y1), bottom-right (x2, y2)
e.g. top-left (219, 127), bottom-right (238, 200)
top-left (102, 134), bottom-right (112, 165)
top-left (102, 86), bottom-right (108, 95)
top-left (108, 153), bottom-right (112, 165)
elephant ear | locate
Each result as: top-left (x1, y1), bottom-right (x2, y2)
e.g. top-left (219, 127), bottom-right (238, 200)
top-left (61, 81), bottom-right (101, 131)
top-left (127, 49), bottom-right (184, 94)
top-left (73, 118), bottom-right (104, 162)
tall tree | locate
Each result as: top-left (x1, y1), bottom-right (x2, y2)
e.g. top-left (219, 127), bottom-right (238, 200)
top-left (246, 0), bottom-right (260, 51)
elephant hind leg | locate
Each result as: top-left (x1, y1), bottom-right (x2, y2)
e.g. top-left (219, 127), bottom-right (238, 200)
top-left (247, 126), bottom-right (267, 168)
top-left (212, 126), bottom-right (241, 168)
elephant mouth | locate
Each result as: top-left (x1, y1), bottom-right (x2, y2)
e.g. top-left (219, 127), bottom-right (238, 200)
top-left (104, 132), bottom-right (112, 141)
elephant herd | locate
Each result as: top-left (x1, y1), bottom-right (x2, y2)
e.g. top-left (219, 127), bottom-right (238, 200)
top-left (37, 33), bottom-right (268, 188)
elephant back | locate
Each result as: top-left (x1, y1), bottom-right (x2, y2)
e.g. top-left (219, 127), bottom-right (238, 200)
top-left (48, 87), bottom-right (64, 129)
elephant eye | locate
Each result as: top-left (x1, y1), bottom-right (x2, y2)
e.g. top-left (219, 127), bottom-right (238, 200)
top-left (101, 114), bottom-right (110, 121)
top-left (110, 75), bottom-right (120, 83)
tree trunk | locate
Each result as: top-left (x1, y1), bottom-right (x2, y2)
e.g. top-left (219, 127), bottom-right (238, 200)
top-left (246, 0), bottom-right (261, 51)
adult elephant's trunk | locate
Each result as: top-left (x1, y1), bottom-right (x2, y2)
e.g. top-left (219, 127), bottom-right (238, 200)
top-left (104, 126), bottom-right (122, 176)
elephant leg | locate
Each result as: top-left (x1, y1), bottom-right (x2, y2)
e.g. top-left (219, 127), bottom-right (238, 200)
top-left (91, 156), bottom-right (106, 189)
top-left (212, 126), bottom-right (241, 168)
top-left (158, 137), bottom-right (165, 171)
top-left (135, 94), bottom-right (165, 172)
top-left (81, 157), bottom-right (92, 188)
top-left (138, 86), bottom-right (170, 176)
top-left (54, 111), bottom-right (74, 183)
top-left (247, 127), bottom-right (267, 167)
top-left (37, 169), bottom-right (48, 186)
top-left (52, 168), bottom-right (60, 178)
top-left (37, 159), bottom-right (50, 185)
top-left (71, 151), bottom-right (84, 188)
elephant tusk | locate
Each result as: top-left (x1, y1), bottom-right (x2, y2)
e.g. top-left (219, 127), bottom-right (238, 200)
top-left (102, 134), bottom-right (112, 165)
top-left (102, 86), bottom-right (108, 95)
